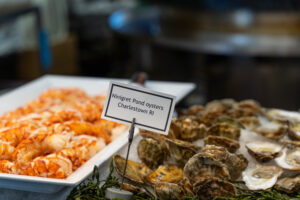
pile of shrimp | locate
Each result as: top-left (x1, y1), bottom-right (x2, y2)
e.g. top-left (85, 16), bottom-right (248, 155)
top-left (0, 88), bottom-right (126, 179)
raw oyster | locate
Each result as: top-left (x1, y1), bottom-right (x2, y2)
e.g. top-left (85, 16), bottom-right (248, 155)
top-left (171, 117), bottom-right (207, 141)
top-left (137, 138), bottom-right (165, 169)
top-left (276, 175), bottom-right (300, 193)
top-left (242, 165), bottom-right (283, 190)
top-left (267, 109), bottom-right (300, 124)
top-left (165, 138), bottom-right (201, 166)
top-left (113, 155), bottom-right (152, 184)
top-left (144, 165), bottom-right (184, 184)
top-left (154, 182), bottom-right (184, 200)
top-left (275, 146), bottom-right (300, 170)
top-left (203, 145), bottom-right (248, 180)
top-left (238, 116), bottom-right (260, 128)
top-left (183, 153), bottom-right (230, 184)
top-left (252, 121), bottom-right (289, 140)
top-left (206, 122), bottom-right (240, 140)
top-left (204, 135), bottom-right (240, 153)
top-left (205, 99), bottom-right (236, 114)
top-left (193, 177), bottom-right (237, 200)
top-left (288, 124), bottom-right (300, 141)
top-left (246, 141), bottom-right (282, 163)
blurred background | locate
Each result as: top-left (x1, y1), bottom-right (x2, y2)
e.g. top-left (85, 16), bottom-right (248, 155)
top-left (1, 0), bottom-right (300, 110)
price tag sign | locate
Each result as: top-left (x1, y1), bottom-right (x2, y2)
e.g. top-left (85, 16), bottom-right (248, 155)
top-left (101, 81), bottom-right (176, 134)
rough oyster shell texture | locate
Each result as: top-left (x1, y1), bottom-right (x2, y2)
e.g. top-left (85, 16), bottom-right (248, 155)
top-left (204, 135), bottom-right (240, 153)
top-left (276, 175), bottom-right (300, 193)
top-left (137, 138), bottom-right (165, 169)
top-left (193, 177), bottom-right (237, 200)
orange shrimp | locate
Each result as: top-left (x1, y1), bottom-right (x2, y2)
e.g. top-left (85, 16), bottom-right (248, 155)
top-left (0, 160), bottom-right (17, 174)
top-left (21, 154), bottom-right (73, 179)
top-left (13, 127), bottom-right (73, 166)
top-left (66, 121), bottom-right (110, 143)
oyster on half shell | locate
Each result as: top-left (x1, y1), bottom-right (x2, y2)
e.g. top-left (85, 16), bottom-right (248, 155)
top-left (276, 175), bottom-right (300, 193)
top-left (113, 155), bottom-right (152, 184)
top-left (252, 121), bottom-right (289, 140)
top-left (242, 165), bottom-right (283, 190)
top-left (275, 146), bottom-right (300, 171)
top-left (246, 141), bottom-right (282, 163)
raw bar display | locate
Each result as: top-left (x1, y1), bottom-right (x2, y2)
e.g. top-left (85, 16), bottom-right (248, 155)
top-left (0, 88), bottom-right (125, 179)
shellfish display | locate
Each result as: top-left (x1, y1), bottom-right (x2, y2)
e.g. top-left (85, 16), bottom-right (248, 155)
top-left (110, 99), bottom-right (300, 199)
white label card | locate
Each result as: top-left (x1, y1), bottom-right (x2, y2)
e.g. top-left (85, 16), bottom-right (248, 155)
top-left (101, 81), bottom-right (176, 135)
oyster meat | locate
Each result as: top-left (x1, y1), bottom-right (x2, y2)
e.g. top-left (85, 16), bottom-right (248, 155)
top-left (165, 138), bottom-right (201, 166)
top-left (276, 175), bottom-right (300, 193)
top-left (252, 121), bottom-right (289, 140)
top-left (183, 153), bottom-right (230, 184)
top-left (154, 182), bottom-right (184, 200)
top-left (204, 135), bottom-right (240, 153)
top-left (193, 177), bottom-right (237, 200)
top-left (246, 141), bottom-right (282, 163)
top-left (171, 117), bottom-right (206, 141)
top-left (242, 165), bottom-right (283, 190)
top-left (113, 155), bottom-right (152, 184)
top-left (137, 138), bottom-right (165, 169)
top-left (144, 165), bottom-right (184, 184)
top-left (206, 122), bottom-right (241, 141)
top-left (275, 146), bottom-right (300, 170)
top-left (203, 145), bottom-right (248, 180)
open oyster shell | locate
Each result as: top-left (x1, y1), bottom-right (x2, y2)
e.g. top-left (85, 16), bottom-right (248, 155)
top-left (204, 135), bottom-right (240, 153)
top-left (171, 117), bottom-right (207, 141)
top-left (113, 155), bottom-right (152, 184)
top-left (154, 182), bottom-right (184, 200)
top-left (137, 138), bottom-right (165, 169)
top-left (193, 177), bottom-right (237, 200)
top-left (206, 122), bottom-right (241, 140)
top-left (282, 140), bottom-right (300, 147)
top-left (203, 145), bottom-right (248, 180)
top-left (144, 165), bottom-right (184, 185)
top-left (275, 146), bottom-right (300, 171)
top-left (165, 138), bottom-right (201, 166)
top-left (252, 121), bottom-right (289, 140)
top-left (242, 165), bottom-right (283, 190)
top-left (275, 175), bottom-right (300, 193)
top-left (246, 141), bottom-right (282, 163)
top-left (267, 109), bottom-right (300, 125)
top-left (183, 153), bottom-right (230, 185)
top-left (288, 124), bottom-right (300, 141)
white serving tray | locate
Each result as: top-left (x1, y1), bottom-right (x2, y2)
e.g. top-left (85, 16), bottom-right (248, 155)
top-left (0, 75), bottom-right (195, 193)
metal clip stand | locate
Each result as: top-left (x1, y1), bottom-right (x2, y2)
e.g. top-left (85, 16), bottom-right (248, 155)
top-left (105, 118), bottom-right (135, 200)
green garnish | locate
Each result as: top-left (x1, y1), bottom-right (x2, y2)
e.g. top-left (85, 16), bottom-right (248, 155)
top-left (67, 162), bottom-right (300, 200)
